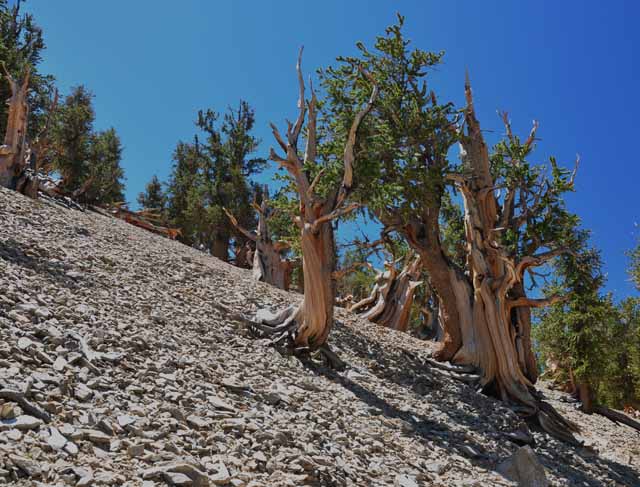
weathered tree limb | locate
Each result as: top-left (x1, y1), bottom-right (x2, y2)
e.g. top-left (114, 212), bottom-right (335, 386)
top-left (0, 64), bottom-right (31, 190)
top-left (593, 405), bottom-right (640, 433)
top-left (252, 49), bottom-right (377, 354)
top-left (224, 187), bottom-right (294, 290)
top-left (352, 255), bottom-right (422, 332)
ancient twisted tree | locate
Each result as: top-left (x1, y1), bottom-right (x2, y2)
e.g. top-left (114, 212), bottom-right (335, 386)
top-left (351, 254), bottom-right (422, 332)
top-left (224, 186), bottom-right (295, 290)
top-left (322, 17), bottom-right (582, 442)
top-left (445, 80), bottom-right (582, 441)
top-left (252, 48), bottom-right (377, 358)
top-left (0, 64), bottom-right (30, 190)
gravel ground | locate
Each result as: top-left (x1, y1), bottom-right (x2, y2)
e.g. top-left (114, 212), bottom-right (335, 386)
top-left (0, 187), bottom-right (639, 486)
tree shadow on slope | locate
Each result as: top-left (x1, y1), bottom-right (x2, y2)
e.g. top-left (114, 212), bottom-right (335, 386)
top-left (0, 238), bottom-right (84, 290)
top-left (316, 320), bottom-right (640, 487)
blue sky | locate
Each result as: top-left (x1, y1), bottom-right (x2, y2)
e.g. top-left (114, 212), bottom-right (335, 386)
top-left (26, 0), bottom-right (639, 297)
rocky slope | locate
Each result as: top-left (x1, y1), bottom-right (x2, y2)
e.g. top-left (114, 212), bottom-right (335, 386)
top-left (0, 186), bottom-right (639, 487)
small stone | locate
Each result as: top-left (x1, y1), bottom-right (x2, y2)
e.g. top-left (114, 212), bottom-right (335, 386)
top-left (211, 462), bottom-right (230, 485)
top-left (64, 441), bottom-right (79, 455)
top-left (17, 336), bottom-right (34, 350)
top-left (9, 454), bottom-right (41, 478)
top-left (35, 307), bottom-right (51, 319)
top-left (208, 396), bottom-right (235, 412)
top-left (0, 414), bottom-right (43, 431)
top-left (47, 426), bottom-right (67, 450)
top-left (253, 451), bottom-right (267, 463)
top-left (460, 445), bottom-right (482, 458)
top-left (426, 462), bottom-right (446, 475)
top-left (5, 429), bottom-right (22, 441)
top-left (82, 429), bottom-right (111, 446)
top-left (53, 355), bottom-right (67, 372)
top-left (394, 474), bottom-right (419, 487)
top-left (164, 471), bottom-right (193, 486)
top-left (187, 415), bottom-right (210, 429)
top-left (497, 446), bottom-right (549, 487)
top-left (75, 384), bottom-right (94, 401)
top-left (94, 471), bottom-right (119, 485)
top-left (117, 414), bottom-right (137, 428)
top-left (128, 443), bottom-right (145, 457)
top-left (77, 473), bottom-right (95, 486)
top-left (0, 402), bottom-right (16, 419)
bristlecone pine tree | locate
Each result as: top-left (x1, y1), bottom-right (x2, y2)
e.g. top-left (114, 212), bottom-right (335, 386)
top-left (224, 185), bottom-right (295, 290)
top-left (251, 48), bottom-right (377, 365)
top-left (166, 101), bottom-right (265, 260)
top-left (350, 254), bottom-right (422, 332)
top-left (321, 16), bottom-right (583, 442)
top-left (535, 233), bottom-right (640, 432)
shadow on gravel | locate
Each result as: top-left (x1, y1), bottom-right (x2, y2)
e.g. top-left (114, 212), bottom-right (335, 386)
top-left (315, 320), bottom-right (640, 487)
top-left (0, 238), bottom-right (82, 290)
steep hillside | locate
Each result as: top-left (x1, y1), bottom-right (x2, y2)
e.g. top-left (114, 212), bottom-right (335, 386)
top-left (0, 187), bottom-right (638, 486)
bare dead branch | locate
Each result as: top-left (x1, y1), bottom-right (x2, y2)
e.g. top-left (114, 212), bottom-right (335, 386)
top-left (509, 294), bottom-right (565, 310)
top-left (336, 66), bottom-right (379, 209)
top-left (270, 122), bottom-right (288, 153)
top-left (306, 167), bottom-right (325, 200)
top-left (499, 111), bottom-right (514, 143)
top-left (223, 207), bottom-right (257, 242)
top-left (568, 154), bottom-right (580, 187)
top-left (268, 147), bottom-right (291, 168)
top-left (516, 248), bottom-right (568, 278)
top-left (304, 78), bottom-right (318, 165)
top-left (312, 202), bottom-right (361, 232)
top-left (289, 46), bottom-right (306, 146)
top-left (332, 261), bottom-right (374, 280)
top-left (524, 120), bottom-right (539, 150)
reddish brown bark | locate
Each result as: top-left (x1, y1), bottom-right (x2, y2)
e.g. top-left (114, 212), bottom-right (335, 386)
top-left (253, 48), bottom-right (377, 353)
top-left (224, 188), bottom-right (295, 291)
top-left (0, 65), bottom-right (30, 189)
top-left (352, 255), bottom-right (422, 332)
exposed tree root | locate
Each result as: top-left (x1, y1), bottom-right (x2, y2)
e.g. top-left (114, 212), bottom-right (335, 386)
top-left (245, 306), bottom-right (346, 370)
top-left (535, 399), bottom-right (582, 446)
top-left (310, 344), bottom-right (346, 371)
top-left (424, 356), bottom-right (582, 445)
top-left (593, 405), bottom-right (640, 433)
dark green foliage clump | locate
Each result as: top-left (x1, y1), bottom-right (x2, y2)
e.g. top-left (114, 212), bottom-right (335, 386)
top-left (535, 231), bottom-right (640, 409)
top-left (0, 1), bottom-right (126, 206)
top-left (51, 86), bottom-right (126, 205)
top-left (165, 101), bottom-right (265, 258)
top-left (138, 175), bottom-right (167, 212)
top-left (0, 0), bottom-right (55, 140)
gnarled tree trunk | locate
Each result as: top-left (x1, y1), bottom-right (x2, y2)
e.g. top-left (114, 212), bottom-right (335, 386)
top-left (211, 235), bottom-right (229, 262)
top-left (225, 186), bottom-right (295, 290)
top-left (352, 255), bottom-right (422, 332)
top-left (439, 77), bottom-right (579, 443)
top-left (0, 66), bottom-right (30, 190)
top-left (250, 48), bottom-right (377, 359)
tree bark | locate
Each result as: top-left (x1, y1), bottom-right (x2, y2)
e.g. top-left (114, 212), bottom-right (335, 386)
top-left (224, 188), bottom-right (295, 291)
top-left (211, 235), bottom-right (229, 262)
top-left (234, 239), bottom-right (252, 268)
top-left (396, 215), bottom-right (466, 361)
top-left (0, 66), bottom-right (30, 189)
top-left (294, 220), bottom-right (336, 347)
top-left (438, 76), bottom-right (579, 443)
top-left (251, 48), bottom-right (377, 356)
top-left (353, 255), bottom-right (422, 332)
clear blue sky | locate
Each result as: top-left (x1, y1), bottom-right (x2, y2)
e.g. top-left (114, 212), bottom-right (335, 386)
top-left (25, 0), bottom-right (639, 297)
